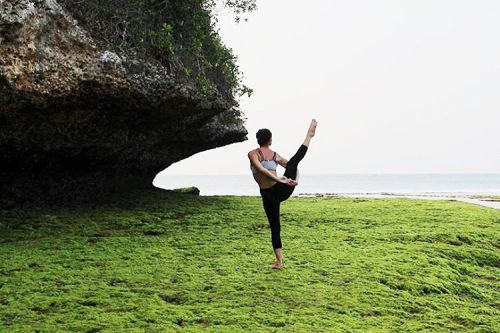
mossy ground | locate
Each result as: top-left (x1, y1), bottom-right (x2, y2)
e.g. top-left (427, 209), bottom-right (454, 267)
top-left (0, 189), bottom-right (499, 332)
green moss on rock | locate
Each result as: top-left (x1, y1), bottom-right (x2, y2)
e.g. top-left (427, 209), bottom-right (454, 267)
top-left (172, 186), bottom-right (201, 195)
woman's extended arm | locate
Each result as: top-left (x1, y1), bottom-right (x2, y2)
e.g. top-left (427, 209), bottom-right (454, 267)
top-left (248, 151), bottom-right (285, 183)
top-left (275, 152), bottom-right (288, 168)
top-left (275, 152), bottom-right (298, 186)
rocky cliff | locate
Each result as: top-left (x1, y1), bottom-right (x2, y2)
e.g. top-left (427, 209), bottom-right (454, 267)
top-left (0, 0), bottom-right (248, 205)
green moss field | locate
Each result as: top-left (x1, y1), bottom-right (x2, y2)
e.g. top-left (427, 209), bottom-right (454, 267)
top-left (0, 189), bottom-right (499, 332)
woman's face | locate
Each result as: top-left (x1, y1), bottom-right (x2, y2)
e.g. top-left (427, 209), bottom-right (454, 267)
top-left (268, 136), bottom-right (272, 146)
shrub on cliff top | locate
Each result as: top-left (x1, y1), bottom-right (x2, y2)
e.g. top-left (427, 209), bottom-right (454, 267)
top-left (60, 0), bottom-right (256, 102)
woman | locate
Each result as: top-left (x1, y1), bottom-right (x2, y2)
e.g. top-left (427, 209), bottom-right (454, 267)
top-left (248, 119), bottom-right (318, 269)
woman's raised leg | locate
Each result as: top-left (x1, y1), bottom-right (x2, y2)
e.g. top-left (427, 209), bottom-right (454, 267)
top-left (277, 119), bottom-right (317, 201)
top-left (283, 119), bottom-right (317, 180)
top-left (283, 144), bottom-right (308, 180)
top-left (302, 118), bottom-right (318, 148)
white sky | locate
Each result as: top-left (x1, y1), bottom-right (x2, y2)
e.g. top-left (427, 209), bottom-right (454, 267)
top-left (159, 0), bottom-right (500, 176)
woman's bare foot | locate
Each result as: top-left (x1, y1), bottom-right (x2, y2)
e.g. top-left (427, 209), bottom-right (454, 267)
top-left (303, 119), bottom-right (318, 147)
top-left (308, 119), bottom-right (318, 138)
top-left (271, 249), bottom-right (284, 269)
top-left (271, 260), bottom-right (284, 269)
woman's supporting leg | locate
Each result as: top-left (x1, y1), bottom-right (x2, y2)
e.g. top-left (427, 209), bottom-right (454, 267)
top-left (261, 193), bottom-right (283, 256)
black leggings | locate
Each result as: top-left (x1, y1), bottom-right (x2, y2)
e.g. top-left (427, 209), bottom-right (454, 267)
top-left (259, 144), bottom-right (308, 249)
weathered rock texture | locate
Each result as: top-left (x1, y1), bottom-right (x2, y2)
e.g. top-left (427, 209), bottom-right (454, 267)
top-left (0, 0), bottom-right (247, 204)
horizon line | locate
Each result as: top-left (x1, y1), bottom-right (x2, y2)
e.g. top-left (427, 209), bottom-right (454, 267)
top-left (157, 172), bottom-right (500, 176)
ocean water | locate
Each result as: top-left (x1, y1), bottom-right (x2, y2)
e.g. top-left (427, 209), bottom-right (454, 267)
top-left (153, 173), bottom-right (500, 197)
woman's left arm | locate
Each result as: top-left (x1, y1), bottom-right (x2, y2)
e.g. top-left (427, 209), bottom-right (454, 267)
top-left (275, 152), bottom-right (288, 168)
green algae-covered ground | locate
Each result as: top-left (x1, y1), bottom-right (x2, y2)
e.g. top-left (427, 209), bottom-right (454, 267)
top-left (1, 189), bottom-right (499, 332)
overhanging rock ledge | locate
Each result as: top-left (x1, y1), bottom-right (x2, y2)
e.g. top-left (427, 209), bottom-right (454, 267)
top-left (0, 0), bottom-right (248, 204)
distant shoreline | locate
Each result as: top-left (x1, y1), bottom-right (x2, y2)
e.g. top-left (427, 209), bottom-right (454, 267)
top-left (294, 192), bottom-right (500, 209)
top-left (199, 192), bottom-right (500, 209)
top-left (156, 174), bottom-right (500, 209)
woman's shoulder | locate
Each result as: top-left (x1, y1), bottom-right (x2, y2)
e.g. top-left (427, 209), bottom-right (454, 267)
top-left (248, 148), bottom-right (261, 158)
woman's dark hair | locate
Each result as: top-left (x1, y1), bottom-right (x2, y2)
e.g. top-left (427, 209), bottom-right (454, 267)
top-left (256, 128), bottom-right (272, 146)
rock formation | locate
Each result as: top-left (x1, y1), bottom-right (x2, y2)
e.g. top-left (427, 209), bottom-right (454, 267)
top-left (0, 0), bottom-right (248, 205)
